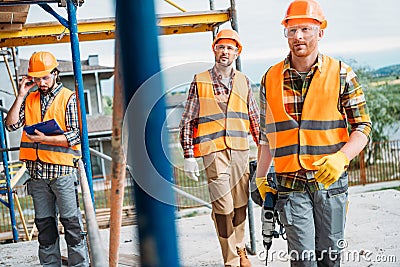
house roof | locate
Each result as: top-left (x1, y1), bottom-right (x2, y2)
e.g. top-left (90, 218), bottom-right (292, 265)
top-left (86, 115), bottom-right (113, 135)
top-left (18, 57), bottom-right (113, 76)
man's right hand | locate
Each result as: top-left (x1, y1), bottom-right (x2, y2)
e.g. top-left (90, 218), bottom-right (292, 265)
top-left (19, 76), bottom-right (35, 97)
top-left (255, 177), bottom-right (277, 201)
top-left (184, 158), bottom-right (200, 182)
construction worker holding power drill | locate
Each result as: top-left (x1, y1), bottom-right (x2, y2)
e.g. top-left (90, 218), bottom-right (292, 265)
top-left (5, 51), bottom-right (89, 266)
top-left (180, 29), bottom-right (260, 267)
top-left (256, 0), bottom-right (372, 266)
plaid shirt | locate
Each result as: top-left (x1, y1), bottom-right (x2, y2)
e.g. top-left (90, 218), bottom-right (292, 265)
top-left (5, 83), bottom-right (80, 180)
top-left (180, 66), bottom-right (260, 158)
top-left (259, 53), bottom-right (372, 191)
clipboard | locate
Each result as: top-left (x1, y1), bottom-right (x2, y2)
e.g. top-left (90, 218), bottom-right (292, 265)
top-left (24, 119), bottom-right (64, 135)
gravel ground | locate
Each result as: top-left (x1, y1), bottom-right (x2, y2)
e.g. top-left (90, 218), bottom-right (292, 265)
top-left (0, 182), bottom-right (399, 267)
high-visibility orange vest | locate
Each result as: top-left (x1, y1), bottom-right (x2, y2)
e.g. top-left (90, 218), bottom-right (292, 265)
top-left (193, 70), bottom-right (250, 157)
top-left (264, 55), bottom-right (349, 173)
top-left (20, 87), bottom-right (81, 167)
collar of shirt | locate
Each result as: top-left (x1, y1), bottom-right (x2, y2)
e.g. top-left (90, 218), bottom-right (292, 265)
top-left (40, 83), bottom-right (63, 99)
top-left (211, 66), bottom-right (235, 81)
top-left (40, 83), bottom-right (63, 118)
top-left (210, 66), bottom-right (235, 95)
top-left (283, 53), bottom-right (324, 75)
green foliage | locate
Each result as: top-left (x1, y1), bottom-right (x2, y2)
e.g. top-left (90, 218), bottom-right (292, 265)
top-left (364, 86), bottom-right (400, 141)
top-left (355, 67), bottom-right (400, 142)
top-left (102, 95), bottom-right (113, 115)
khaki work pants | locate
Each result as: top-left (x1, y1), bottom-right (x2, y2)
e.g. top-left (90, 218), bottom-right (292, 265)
top-left (203, 149), bottom-right (250, 267)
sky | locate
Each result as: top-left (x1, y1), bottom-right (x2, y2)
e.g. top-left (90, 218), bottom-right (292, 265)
top-left (18, 0), bottom-right (400, 87)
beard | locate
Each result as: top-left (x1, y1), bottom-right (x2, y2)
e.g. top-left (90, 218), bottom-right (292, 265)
top-left (38, 80), bottom-right (56, 95)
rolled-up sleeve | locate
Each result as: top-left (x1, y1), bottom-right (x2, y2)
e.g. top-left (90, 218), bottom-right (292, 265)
top-left (246, 77), bottom-right (260, 145)
top-left (341, 64), bottom-right (372, 139)
top-left (4, 100), bottom-right (26, 132)
top-left (179, 77), bottom-right (199, 158)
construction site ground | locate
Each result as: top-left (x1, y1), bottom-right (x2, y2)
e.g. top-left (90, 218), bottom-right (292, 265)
top-left (0, 181), bottom-right (399, 267)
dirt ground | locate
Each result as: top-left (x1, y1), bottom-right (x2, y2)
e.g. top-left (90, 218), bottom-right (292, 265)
top-left (0, 181), bottom-right (399, 267)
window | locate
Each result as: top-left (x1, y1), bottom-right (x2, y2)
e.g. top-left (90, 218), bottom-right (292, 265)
top-left (89, 141), bottom-right (104, 179)
top-left (84, 90), bottom-right (92, 115)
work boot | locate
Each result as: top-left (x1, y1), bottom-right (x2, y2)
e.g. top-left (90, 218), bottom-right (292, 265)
top-left (237, 247), bottom-right (252, 267)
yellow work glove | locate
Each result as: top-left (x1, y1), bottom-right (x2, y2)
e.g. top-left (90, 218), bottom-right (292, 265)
top-left (255, 177), bottom-right (277, 201)
top-left (312, 151), bottom-right (349, 189)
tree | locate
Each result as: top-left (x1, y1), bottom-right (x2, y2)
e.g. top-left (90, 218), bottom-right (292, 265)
top-left (355, 68), bottom-right (400, 142)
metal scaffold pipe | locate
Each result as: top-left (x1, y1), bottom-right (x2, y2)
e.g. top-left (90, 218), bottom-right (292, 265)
top-left (11, 48), bottom-right (19, 91)
top-left (108, 35), bottom-right (127, 267)
top-left (209, 0), bottom-right (217, 38)
top-left (0, 111), bottom-right (18, 242)
top-left (116, 0), bottom-right (180, 266)
top-left (66, 0), bottom-right (95, 202)
top-left (229, 0), bottom-right (242, 72)
top-left (77, 160), bottom-right (107, 267)
top-left (164, 0), bottom-right (187, 12)
top-left (228, 0), bottom-right (257, 255)
top-left (1, 50), bottom-right (18, 96)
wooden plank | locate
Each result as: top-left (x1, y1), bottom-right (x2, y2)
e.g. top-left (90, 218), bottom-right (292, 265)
top-left (0, 231), bottom-right (13, 241)
top-left (0, 5), bottom-right (29, 12)
top-left (0, 12), bottom-right (29, 23)
top-left (0, 23), bottom-right (22, 31)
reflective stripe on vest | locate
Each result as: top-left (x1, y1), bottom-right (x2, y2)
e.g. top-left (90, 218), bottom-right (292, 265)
top-left (193, 70), bottom-right (250, 157)
top-left (264, 55), bottom-right (349, 172)
top-left (20, 87), bottom-right (82, 166)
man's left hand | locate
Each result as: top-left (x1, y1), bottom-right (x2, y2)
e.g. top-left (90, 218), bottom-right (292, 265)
top-left (312, 151), bottom-right (349, 189)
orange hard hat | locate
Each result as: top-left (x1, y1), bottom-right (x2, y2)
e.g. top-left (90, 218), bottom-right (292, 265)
top-left (212, 29), bottom-right (243, 54)
top-left (28, 51), bottom-right (59, 77)
top-left (281, 0), bottom-right (327, 29)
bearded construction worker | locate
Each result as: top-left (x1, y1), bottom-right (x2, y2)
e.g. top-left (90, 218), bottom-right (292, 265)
top-left (180, 29), bottom-right (260, 267)
top-left (5, 51), bottom-right (88, 266)
top-left (256, 0), bottom-right (372, 266)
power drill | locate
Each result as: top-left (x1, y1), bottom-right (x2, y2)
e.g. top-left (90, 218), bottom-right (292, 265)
top-left (261, 179), bottom-right (279, 265)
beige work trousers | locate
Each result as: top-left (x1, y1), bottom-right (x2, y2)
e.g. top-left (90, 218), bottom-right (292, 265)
top-left (203, 149), bottom-right (250, 267)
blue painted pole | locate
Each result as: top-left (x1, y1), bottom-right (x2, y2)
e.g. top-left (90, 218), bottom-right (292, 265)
top-left (0, 111), bottom-right (18, 242)
top-left (66, 0), bottom-right (95, 203)
top-left (39, 3), bottom-right (69, 28)
top-left (0, 1), bottom-right (59, 6)
top-left (116, 0), bottom-right (180, 266)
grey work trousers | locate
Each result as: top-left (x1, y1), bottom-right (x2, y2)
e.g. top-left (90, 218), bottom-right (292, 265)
top-left (275, 173), bottom-right (348, 267)
top-left (27, 172), bottom-right (89, 267)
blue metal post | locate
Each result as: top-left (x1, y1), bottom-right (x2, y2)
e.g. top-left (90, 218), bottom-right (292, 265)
top-left (66, 0), bottom-right (94, 203)
top-left (39, 3), bottom-right (69, 27)
top-left (0, 111), bottom-right (18, 242)
top-left (116, 0), bottom-right (180, 266)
